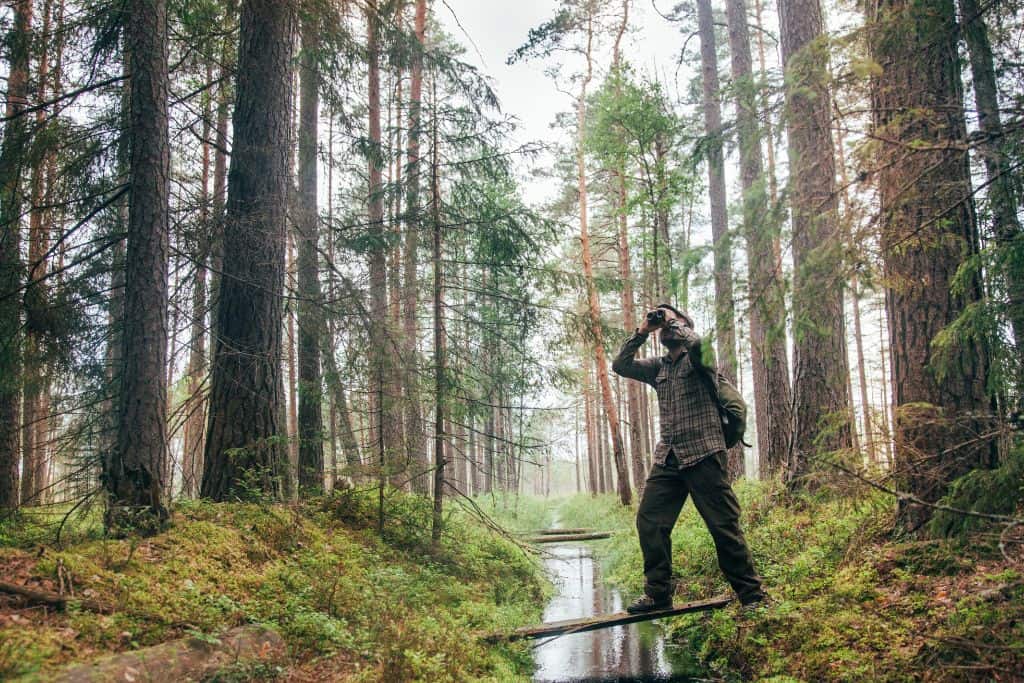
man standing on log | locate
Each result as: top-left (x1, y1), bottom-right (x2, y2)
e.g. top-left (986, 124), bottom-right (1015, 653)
top-left (612, 303), bottom-right (765, 613)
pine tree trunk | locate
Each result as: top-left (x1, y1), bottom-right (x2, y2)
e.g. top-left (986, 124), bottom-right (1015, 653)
top-left (834, 120), bottom-right (876, 463)
top-left (725, 0), bottom-right (793, 479)
top-left (430, 88), bottom-right (446, 543)
top-left (610, 0), bottom-right (646, 493)
top-left (583, 353), bottom-right (598, 496)
top-left (752, 0), bottom-right (779, 206)
top-left (403, 0), bottom-right (428, 492)
top-left (778, 0), bottom-right (853, 481)
top-left (181, 63), bottom-right (213, 498)
top-left (296, 13), bottom-right (324, 493)
top-left (365, 0), bottom-right (400, 489)
top-left (959, 0), bottom-right (1024, 362)
top-left (202, 0), bottom-right (294, 501)
top-left (0, 0), bottom-right (33, 510)
top-left (22, 0), bottom-right (54, 506)
top-left (321, 342), bottom-right (362, 470)
top-left (577, 12), bottom-right (631, 505)
top-left (107, 0), bottom-right (171, 531)
top-left (871, 0), bottom-right (991, 530)
top-left (697, 0), bottom-right (742, 479)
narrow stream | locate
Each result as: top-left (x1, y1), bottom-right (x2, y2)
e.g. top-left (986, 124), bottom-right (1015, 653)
top-left (532, 542), bottom-right (700, 682)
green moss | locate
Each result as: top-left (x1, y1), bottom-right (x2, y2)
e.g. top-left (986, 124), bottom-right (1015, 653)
top-left (0, 489), bottom-right (545, 681)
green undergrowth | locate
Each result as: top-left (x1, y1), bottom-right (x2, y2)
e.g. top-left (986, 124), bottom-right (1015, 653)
top-left (556, 476), bottom-right (1024, 681)
top-left (0, 487), bottom-right (547, 682)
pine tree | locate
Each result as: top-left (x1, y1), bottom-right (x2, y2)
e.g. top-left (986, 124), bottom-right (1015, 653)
top-left (202, 0), bottom-right (295, 501)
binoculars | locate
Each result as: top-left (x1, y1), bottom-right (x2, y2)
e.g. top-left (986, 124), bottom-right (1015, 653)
top-left (645, 309), bottom-right (666, 325)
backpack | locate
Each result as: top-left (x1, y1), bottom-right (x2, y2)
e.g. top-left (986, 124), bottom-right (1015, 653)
top-left (699, 368), bottom-right (750, 449)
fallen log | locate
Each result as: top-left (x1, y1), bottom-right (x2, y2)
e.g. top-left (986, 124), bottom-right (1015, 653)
top-left (0, 579), bottom-right (111, 613)
top-left (55, 625), bottom-right (286, 682)
top-left (484, 595), bottom-right (734, 642)
top-left (536, 528), bottom-right (593, 535)
top-left (527, 532), bottom-right (611, 543)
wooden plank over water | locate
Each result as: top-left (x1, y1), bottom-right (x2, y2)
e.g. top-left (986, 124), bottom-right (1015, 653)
top-left (536, 528), bottom-right (593, 535)
top-left (485, 595), bottom-right (734, 642)
top-left (527, 532), bottom-right (612, 543)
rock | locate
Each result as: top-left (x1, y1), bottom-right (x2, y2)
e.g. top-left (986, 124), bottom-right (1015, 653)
top-left (54, 625), bottom-right (286, 682)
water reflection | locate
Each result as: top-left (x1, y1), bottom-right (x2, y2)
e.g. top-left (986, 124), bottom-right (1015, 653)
top-left (533, 544), bottom-right (697, 682)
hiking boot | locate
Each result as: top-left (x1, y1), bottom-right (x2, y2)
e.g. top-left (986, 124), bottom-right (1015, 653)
top-left (739, 594), bottom-right (769, 617)
top-left (626, 593), bottom-right (673, 614)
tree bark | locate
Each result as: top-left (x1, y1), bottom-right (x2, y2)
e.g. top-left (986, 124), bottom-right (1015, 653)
top-left (107, 0), bottom-right (171, 531)
top-left (296, 12), bottom-right (325, 493)
top-left (202, 0), bottom-right (295, 501)
top-left (778, 0), bottom-right (853, 481)
top-left (0, 0), bottom-right (33, 510)
top-left (871, 0), bottom-right (991, 530)
top-left (726, 0), bottom-right (793, 479)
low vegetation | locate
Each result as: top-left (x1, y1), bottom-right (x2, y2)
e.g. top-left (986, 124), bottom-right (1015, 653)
top-left (556, 455), bottom-right (1024, 682)
top-left (0, 489), bottom-right (546, 682)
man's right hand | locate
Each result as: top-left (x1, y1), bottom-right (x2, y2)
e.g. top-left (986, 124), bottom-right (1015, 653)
top-left (638, 311), bottom-right (663, 336)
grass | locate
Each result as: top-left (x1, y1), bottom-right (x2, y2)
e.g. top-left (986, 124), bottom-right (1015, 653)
top-left (0, 487), bottom-right (548, 682)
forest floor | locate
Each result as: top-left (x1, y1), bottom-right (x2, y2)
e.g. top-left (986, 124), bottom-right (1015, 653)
top-left (2, 469), bottom-right (1021, 682)
top-left (0, 489), bottom-right (548, 682)
top-left (553, 474), bottom-right (1024, 682)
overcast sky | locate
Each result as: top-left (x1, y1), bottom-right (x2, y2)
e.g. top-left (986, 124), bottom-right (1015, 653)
top-left (435, 1), bottom-right (694, 204)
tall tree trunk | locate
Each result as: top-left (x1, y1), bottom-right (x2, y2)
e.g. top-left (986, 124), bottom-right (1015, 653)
top-left (181, 63), bottom-right (213, 498)
top-left (726, 0), bottom-right (793, 479)
top-left (871, 0), bottom-right (990, 530)
top-left (577, 11), bottom-right (631, 506)
top-left (403, 0), bottom-right (428, 492)
top-left (484, 391), bottom-right (495, 493)
top-left (430, 85), bottom-right (446, 543)
top-left (878, 300), bottom-right (893, 465)
top-left (697, 0), bottom-right (742, 479)
top-left (582, 352), bottom-right (596, 495)
top-left (22, 0), bottom-right (54, 506)
top-left (202, 0), bottom-right (294, 501)
top-left (959, 0), bottom-right (1024, 366)
top-left (321, 343), bottom-right (362, 469)
top-left (752, 0), bottom-right (779, 206)
top-left (0, 0), bottom-right (33, 510)
top-left (365, 0), bottom-right (400, 489)
top-left (286, 238), bottom-right (299, 486)
top-left (107, 0), bottom-right (170, 531)
top-left (610, 0), bottom-right (646, 493)
top-left (834, 117), bottom-right (876, 463)
top-left (778, 0), bottom-right (852, 481)
top-left (653, 140), bottom-right (673, 301)
top-left (297, 12), bottom-right (324, 492)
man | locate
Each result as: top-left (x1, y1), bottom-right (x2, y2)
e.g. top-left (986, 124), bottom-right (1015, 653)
top-left (611, 303), bottom-right (765, 613)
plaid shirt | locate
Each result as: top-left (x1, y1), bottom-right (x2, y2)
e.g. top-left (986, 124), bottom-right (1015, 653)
top-left (611, 326), bottom-right (725, 468)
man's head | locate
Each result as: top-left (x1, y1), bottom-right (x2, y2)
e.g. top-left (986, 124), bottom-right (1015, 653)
top-left (655, 303), bottom-right (694, 328)
top-left (654, 303), bottom-right (694, 350)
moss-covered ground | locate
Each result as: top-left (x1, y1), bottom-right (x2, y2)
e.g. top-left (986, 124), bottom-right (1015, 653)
top-left (0, 488), bottom-right (549, 682)
top-left (555, 479), bottom-right (1024, 682)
